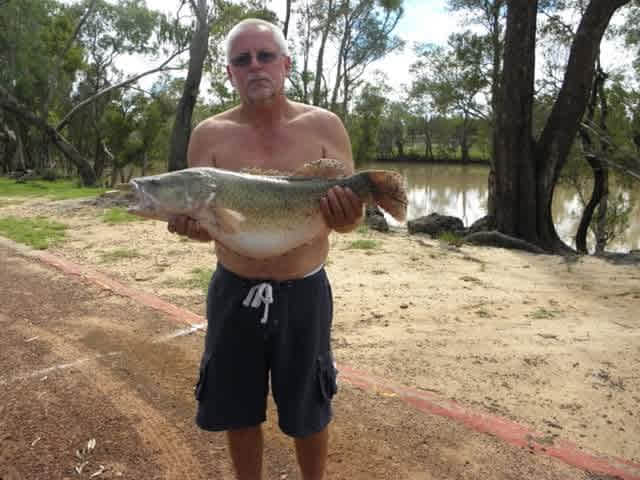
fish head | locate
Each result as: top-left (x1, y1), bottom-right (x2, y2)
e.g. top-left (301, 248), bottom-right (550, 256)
top-left (127, 169), bottom-right (216, 221)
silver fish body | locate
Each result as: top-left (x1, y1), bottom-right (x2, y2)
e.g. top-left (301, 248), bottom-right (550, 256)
top-left (128, 166), bottom-right (406, 258)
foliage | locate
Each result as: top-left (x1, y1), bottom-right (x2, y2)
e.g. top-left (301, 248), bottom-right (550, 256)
top-left (0, 215), bottom-right (67, 249)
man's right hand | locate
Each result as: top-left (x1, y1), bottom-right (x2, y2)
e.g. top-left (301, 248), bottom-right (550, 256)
top-left (167, 215), bottom-right (212, 242)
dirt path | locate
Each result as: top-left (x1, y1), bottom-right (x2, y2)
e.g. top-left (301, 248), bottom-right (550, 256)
top-left (1, 194), bottom-right (640, 479)
top-left (1, 243), bottom-right (598, 480)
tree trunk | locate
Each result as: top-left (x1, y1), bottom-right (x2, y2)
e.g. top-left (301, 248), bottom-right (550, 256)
top-left (575, 64), bottom-right (607, 254)
top-left (461, 115), bottom-right (471, 163)
top-left (283, 0), bottom-right (292, 38)
top-left (493, 0), bottom-right (538, 242)
top-left (423, 118), bottom-right (433, 160)
top-left (330, 5), bottom-right (349, 112)
top-left (168, 0), bottom-right (210, 172)
top-left (312, 0), bottom-right (334, 106)
top-left (486, 0), bottom-right (503, 220)
top-left (0, 85), bottom-right (97, 185)
top-left (495, 0), bottom-right (629, 253)
top-left (534, 0), bottom-right (630, 252)
top-left (574, 153), bottom-right (605, 253)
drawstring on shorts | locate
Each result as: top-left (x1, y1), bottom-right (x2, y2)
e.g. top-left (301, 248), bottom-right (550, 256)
top-left (242, 283), bottom-right (273, 324)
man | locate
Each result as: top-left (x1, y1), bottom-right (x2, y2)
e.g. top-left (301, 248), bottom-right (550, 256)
top-left (168, 18), bottom-right (362, 480)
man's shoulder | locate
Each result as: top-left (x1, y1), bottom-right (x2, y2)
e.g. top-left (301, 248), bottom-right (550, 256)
top-left (292, 102), bottom-right (340, 121)
top-left (195, 107), bottom-right (242, 132)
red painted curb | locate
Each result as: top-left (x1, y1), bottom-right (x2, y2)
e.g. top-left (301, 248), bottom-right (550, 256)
top-left (7, 240), bottom-right (640, 480)
top-left (338, 365), bottom-right (640, 480)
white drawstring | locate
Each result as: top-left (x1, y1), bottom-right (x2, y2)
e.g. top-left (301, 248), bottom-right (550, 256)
top-left (242, 283), bottom-right (273, 324)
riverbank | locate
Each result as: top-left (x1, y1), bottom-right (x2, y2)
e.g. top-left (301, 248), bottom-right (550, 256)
top-left (1, 195), bottom-right (639, 465)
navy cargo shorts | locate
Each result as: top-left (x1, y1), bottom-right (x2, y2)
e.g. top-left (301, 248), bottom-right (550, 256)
top-left (195, 263), bottom-right (338, 438)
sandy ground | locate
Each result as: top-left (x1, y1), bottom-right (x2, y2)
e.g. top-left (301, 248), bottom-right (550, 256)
top-left (1, 194), bottom-right (639, 478)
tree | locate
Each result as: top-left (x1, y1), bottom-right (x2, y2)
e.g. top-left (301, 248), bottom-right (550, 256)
top-left (349, 79), bottom-right (388, 163)
top-left (168, 0), bottom-right (212, 172)
top-left (330, 0), bottom-right (404, 117)
top-left (493, 0), bottom-right (631, 252)
top-left (410, 33), bottom-right (490, 162)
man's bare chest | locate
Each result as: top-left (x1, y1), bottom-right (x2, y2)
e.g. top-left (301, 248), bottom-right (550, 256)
top-left (212, 125), bottom-right (327, 173)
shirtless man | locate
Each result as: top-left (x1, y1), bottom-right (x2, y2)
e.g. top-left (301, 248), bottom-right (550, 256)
top-left (168, 18), bottom-right (363, 480)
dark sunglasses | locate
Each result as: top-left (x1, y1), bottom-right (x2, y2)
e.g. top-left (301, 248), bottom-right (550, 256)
top-left (230, 50), bottom-right (281, 67)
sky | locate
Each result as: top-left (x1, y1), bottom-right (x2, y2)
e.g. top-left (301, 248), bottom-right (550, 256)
top-left (115, 0), bottom-right (634, 99)
top-left (119, 0), bottom-right (467, 95)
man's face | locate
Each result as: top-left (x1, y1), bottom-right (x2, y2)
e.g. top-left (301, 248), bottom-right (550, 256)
top-left (226, 27), bottom-right (291, 105)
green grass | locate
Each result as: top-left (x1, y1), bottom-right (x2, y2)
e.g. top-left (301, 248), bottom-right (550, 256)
top-left (163, 267), bottom-right (213, 292)
top-left (529, 307), bottom-right (557, 319)
top-left (102, 207), bottom-right (143, 224)
top-left (99, 248), bottom-right (144, 263)
top-left (438, 231), bottom-right (464, 247)
top-left (0, 216), bottom-right (67, 249)
top-left (347, 239), bottom-right (378, 250)
top-left (356, 224), bottom-right (370, 234)
top-left (0, 177), bottom-right (105, 200)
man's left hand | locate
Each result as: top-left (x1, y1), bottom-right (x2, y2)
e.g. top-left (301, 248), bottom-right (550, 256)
top-left (320, 186), bottom-right (364, 232)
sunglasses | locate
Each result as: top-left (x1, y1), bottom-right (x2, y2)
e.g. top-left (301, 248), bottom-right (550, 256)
top-left (230, 50), bottom-right (281, 68)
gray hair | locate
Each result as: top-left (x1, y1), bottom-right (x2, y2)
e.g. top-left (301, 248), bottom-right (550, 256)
top-left (225, 18), bottom-right (289, 64)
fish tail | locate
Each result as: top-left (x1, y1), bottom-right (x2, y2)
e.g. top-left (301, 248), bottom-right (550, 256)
top-left (364, 171), bottom-right (407, 221)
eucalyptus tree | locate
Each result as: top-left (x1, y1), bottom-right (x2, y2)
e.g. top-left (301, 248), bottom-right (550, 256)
top-left (329, 0), bottom-right (404, 117)
top-left (410, 32), bottom-right (490, 163)
top-left (0, 0), bottom-right (83, 172)
top-left (0, 0), bottom-right (187, 185)
top-left (349, 77), bottom-right (389, 162)
top-left (312, 0), bottom-right (338, 106)
top-left (168, 0), bottom-right (213, 172)
top-left (493, 0), bottom-right (632, 252)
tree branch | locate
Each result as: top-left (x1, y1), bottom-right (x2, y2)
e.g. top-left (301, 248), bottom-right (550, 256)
top-left (62, 0), bottom-right (98, 59)
top-left (56, 49), bottom-right (187, 131)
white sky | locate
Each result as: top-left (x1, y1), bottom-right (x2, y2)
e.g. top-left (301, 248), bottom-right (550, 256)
top-left (119, 0), bottom-right (466, 96)
top-left (114, 0), bottom-right (634, 99)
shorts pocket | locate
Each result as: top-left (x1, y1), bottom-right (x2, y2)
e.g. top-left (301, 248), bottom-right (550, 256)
top-left (194, 353), bottom-right (212, 401)
top-left (317, 351), bottom-right (338, 401)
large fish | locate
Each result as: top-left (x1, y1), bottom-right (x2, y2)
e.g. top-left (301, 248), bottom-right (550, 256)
top-left (127, 160), bottom-right (407, 259)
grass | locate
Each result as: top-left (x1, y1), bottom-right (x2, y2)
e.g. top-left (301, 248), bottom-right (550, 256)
top-left (0, 216), bottom-right (67, 249)
top-left (356, 224), bottom-right (370, 234)
top-left (0, 177), bottom-right (105, 200)
top-left (0, 199), bottom-right (24, 208)
top-left (347, 239), bottom-right (378, 250)
top-left (102, 207), bottom-right (143, 224)
top-left (528, 307), bottom-right (557, 319)
top-left (163, 267), bottom-right (213, 293)
top-left (438, 231), bottom-right (464, 247)
top-left (99, 248), bottom-right (144, 263)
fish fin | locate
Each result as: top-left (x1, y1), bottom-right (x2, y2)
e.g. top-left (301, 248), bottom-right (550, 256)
top-left (364, 170), bottom-right (408, 222)
top-left (213, 207), bottom-right (246, 234)
top-left (292, 158), bottom-right (347, 179)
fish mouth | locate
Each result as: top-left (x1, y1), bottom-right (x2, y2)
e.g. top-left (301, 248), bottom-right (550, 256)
top-left (127, 180), bottom-right (157, 218)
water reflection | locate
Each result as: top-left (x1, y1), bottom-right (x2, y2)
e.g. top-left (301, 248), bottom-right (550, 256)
top-left (365, 161), bottom-right (640, 252)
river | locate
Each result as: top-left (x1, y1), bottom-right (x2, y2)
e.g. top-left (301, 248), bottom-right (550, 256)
top-left (365, 161), bottom-right (640, 253)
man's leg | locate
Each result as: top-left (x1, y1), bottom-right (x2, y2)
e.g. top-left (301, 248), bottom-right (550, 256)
top-left (294, 427), bottom-right (329, 480)
top-left (227, 426), bottom-right (263, 480)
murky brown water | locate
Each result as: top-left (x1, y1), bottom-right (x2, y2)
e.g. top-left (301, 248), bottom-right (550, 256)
top-left (366, 162), bottom-right (640, 252)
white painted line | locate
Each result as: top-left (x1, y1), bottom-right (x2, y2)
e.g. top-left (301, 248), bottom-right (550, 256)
top-left (0, 352), bottom-right (121, 385)
top-left (152, 322), bottom-right (207, 343)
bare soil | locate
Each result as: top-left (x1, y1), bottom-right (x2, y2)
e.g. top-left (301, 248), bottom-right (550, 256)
top-left (1, 195), bottom-right (639, 479)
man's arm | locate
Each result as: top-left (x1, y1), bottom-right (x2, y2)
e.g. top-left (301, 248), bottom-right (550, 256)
top-left (167, 120), bottom-right (216, 241)
top-left (318, 110), bottom-right (364, 233)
